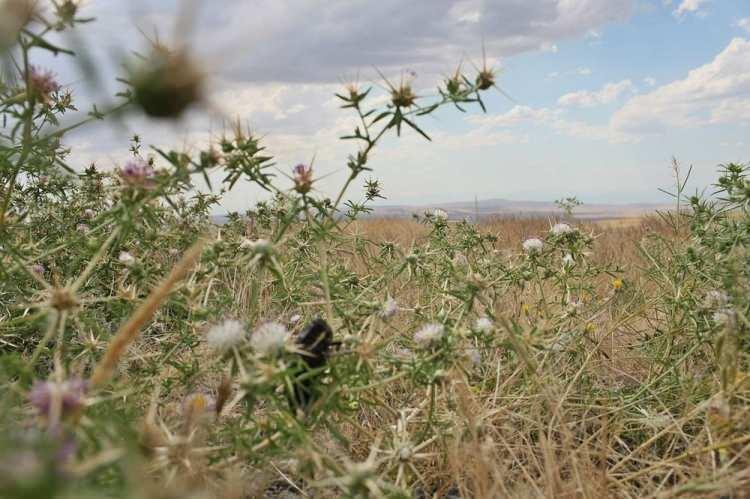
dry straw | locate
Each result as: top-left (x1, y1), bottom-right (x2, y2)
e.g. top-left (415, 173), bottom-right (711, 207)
top-left (89, 238), bottom-right (206, 388)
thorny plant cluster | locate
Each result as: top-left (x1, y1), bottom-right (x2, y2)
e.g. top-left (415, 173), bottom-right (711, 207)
top-left (1, 3), bottom-right (750, 498)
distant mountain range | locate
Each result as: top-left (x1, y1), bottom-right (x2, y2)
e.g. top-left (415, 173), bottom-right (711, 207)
top-left (367, 198), bottom-right (672, 221)
top-left (213, 198), bottom-right (673, 223)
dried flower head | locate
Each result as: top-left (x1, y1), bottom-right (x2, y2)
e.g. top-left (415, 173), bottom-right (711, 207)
top-left (205, 319), bottom-right (246, 353)
top-left (522, 238), bottom-right (543, 253)
top-left (380, 296), bottom-right (398, 319)
top-left (475, 316), bottom-right (493, 333)
top-left (131, 45), bottom-right (204, 119)
top-left (713, 308), bottom-right (736, 327)
top-left (27, 66), bottom-right (60, 104)
top-left (704, 290), bottom-right (730, 309)
top-left (293, 163), bottom-right (313, 194)
top-left (414, 323), bottom-right (445, 346)
top-left (118, 251), bottom-right (135, 266)
top-left (476, 67), bottom-right (496, 91)
top-left (28, 378), bottom-right (87, 419)
top-left (391, 83), bottom-right (416, 108)
top-left (251, 321), bottom-right (289, 356)
top-left (550, 223), bottom-right (572, 236)
top-left (432, 209), bottom-right (448, 221)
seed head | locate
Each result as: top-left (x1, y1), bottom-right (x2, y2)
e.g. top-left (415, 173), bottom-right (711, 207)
top-left (391, 83), bottom-right (416, 108)
top-left (205, 319), bottom-right (246, 353)
top-left (704, 290), bottom-right (730, 309)
top-left (414, 323), bottom-right (445, 346)
top-left (476, 68), bottom-right (496, 91)
top-left (49, 287), bottom-right (78, 311)
top-left (432, 209), bottom-right (448, 221)
top-left (550, 223), bottom-right (573, 236)
top-left (118, 251), bottom-right (136, 266)
top-left (475, 316), bottom-right (493, 333)
top-left (522, 238), bottom-right (543, 254)
top-left (379, 296), bottom-right (398, 319)
top-left (131, 45), bottom-right (203, 119)
top-left (250, 321), bottom-right (288, 356)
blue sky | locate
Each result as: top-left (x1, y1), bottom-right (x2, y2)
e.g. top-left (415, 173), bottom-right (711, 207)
top-left (39, 0), bottom-right (750, 210)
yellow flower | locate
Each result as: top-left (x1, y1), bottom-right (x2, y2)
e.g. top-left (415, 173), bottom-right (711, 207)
top-left (584, 323), bottom-right (596, 335)
top-left (612, 278), bottom-right (624, 291)
top-left (521, 303), bottom-right (530, 314)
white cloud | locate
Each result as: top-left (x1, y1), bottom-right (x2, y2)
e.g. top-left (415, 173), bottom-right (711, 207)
top-left (737, 18), bottom-right (750, 33)
top-left (558, 80), bottom-right (636, 107)
top-left (468, 105), bottom-right (635, 143)
top-left (643, 77), bottom-right (657, 87)
top-left (612, 38), bottom-right (750, 135)
top-left (673, 0), bottom-right (710, 18)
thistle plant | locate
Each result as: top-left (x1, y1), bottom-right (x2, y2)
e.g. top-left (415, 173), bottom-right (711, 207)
top-left (2, 5), bottom-right (750, 499)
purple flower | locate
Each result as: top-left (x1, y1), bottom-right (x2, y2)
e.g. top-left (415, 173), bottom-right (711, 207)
top-left (28, 378), bottom-right (87, 419)
top-left (293, 163), bottom-right (313, 194)
top-left (31, 263), bottom-right (45, 275)
top-left (27, 66), bottom-right (60, 103)
top-left (120, 159), bottom-right (155, 188)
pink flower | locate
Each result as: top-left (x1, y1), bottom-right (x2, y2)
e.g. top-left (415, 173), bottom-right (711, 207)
top-left (28, 378), bottom-right (87, 419)
top-left (27, 66), bottom-right (60, 103)
top-left (293, 164), bottom-right (313, 194)
top-left (119, 159), bottom-right (155, 188)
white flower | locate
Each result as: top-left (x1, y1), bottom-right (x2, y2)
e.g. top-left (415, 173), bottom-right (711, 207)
top-left (713, 308), bottom-right (735, 326)
top-left (240, 238), bottom-right (273, 255)
top-left (118, 251), bottom-right (135, 266)
top-left (562, 253), bottom-right (575, 267)
top-left (251, 321), bottom-right (288, 356)
top-left (550, 223), bottom-right (572, 236)
top-left (380, 296), bottom-right (398, 319)
top-left (289, 314), bottom-right (302, 324)
top-left (414, 323), bottom-right (445, 346)
top-left (704, 290), bottom-right (729, 309)
top-left (206, 319), bottom-right (246, 352)
top-left (475, 316), bottom-right (493, 333)
top-left (83, 208), bottom-right (96, 219)
top-left (465, 347), bottom-right (481, 367)
top-left (432, 209), bottom-right (448, 221)
top-left (452, 253), bottom-right (468, 267)
top-left (522, 238), bottom-right (543, 253)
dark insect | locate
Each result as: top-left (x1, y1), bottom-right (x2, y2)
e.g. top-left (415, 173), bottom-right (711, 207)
top-left (287, 317), bottom-right (338, 411)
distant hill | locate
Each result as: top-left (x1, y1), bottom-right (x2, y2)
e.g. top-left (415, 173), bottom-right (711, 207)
top-left (213, 198), bottom-right (672, 224)
top-left (368, 198), bottom-right (672, 221)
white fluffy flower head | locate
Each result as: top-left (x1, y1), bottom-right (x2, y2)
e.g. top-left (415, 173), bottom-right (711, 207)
top-left (414, 323), bottom-right (445, 346)
top-left (380, 296), bottom-right (398, 319)
top-left (475, 316), bottom-right (493, 333)
top-left (118, 251), bottom-right (135, 266)
top-left (522, 238), bottom-right (543, 253)
top-left (206, 319), bottom-right (246, 352)
top-left (251, 321), bottom-right (289, 356)
top-left (704, 290), bottom-right (729, 309)
top-left (550, 223), bottom-right (572, 236)
top-left (432, 209), bottom-right (448, 221)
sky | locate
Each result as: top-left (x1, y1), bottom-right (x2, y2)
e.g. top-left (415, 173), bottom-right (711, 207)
top-left (33, 0), bottom-right (750, 212)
